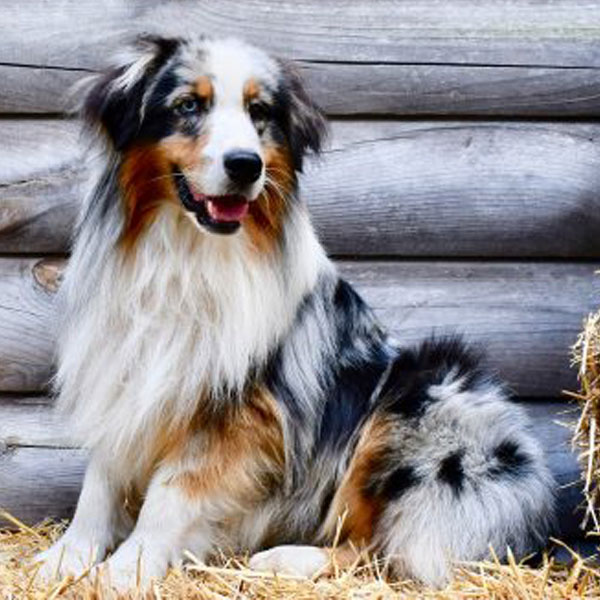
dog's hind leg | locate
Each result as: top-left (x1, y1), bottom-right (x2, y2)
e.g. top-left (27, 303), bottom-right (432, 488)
top-left (309, 339), bottom-right (555, 587)
top-left (249, 542), bottom-right (361, 578)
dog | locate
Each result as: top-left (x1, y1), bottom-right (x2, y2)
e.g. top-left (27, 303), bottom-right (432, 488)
top-left (35, 35), bottom-right (555, 590)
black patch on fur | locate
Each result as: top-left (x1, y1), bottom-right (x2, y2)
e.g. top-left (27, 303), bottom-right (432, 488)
top-left (315, 280), bottom-right (389, 449)
top-left (318, 482), bottom-right (337, 524)
top-left (316, 359), bottom-right (387, 451)
top-left (438, 449), bottom-right (466, 494)
top-left (489, 440), bottom-right (532, 478)
top-left (364, 464), bottom-right (420, 501)
top-left (137, 68), bottom-right (181, 141)
top-left (264, 276), bottom-right (392, 488)
top-left (263, 289), bottom-right (320, 426)
top-left (273, 60), bottom-right (326, 171)
top-left (332, 279), bottom-right (384, 353)
top-left (377, 337), bottom-right (491, 419)
top-left (83, 35), bottom-right (182, 150)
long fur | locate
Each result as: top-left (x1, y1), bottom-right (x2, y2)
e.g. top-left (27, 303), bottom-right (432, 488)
top-left (37, 35), bottom-right (556, 590)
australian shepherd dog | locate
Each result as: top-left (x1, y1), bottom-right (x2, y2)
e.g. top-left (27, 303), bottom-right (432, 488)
top-left (36, 35), bottom-right (555, 590)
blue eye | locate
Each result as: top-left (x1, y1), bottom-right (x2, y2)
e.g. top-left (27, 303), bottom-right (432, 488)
top-left (175, 97), bottom-right (202, 116)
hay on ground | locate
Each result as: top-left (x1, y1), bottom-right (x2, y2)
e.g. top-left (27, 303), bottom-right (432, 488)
top-left (571, 308), bottom-right (600, 533)
top-left (0, 517), bottom-right (598, 599)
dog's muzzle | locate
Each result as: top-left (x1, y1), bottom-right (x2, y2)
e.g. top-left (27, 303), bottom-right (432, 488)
top-left (173, 168), bottom-right (250, 235)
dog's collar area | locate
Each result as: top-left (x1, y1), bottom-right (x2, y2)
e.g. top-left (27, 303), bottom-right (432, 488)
top-left (172, 167), bottom-right (244, 235)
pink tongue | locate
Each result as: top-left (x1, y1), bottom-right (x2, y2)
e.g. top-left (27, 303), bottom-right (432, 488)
top-left (205, 196), bottom-right (249, 222)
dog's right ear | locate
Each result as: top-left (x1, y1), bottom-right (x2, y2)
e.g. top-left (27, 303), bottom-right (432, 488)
top-left (276, 59), bottom-right (327, 172)
top-left (82, 35), bottom-right (181, 151)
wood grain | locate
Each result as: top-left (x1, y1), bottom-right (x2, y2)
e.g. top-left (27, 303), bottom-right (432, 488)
top-left (0, 120), bottom-right (80, 254)
top-left (0, 400), bottom-right (585, 539)
top-left (4, 63), bottom-right (600, 117)
top-left (0, 397), bottom-right (71, 449)
top-left (0, 257), bottom-right (597, 396)
top-left (1, 1), bottom-right (599, 115)
top-left (2, 119), bottom-right (600, 257)
top-left (0, 258), bottom-right (61, 392)
top-left (0, 2), bottom-right (145, 68)
top-left (0, 66), bottom-right (86, 115)
top-left (0, 446), bottom-right (86, 525)
top-left (339, 261), bottom-right (600, 398)
top-left (299, 63), bottom-right (600, 117)
top-left (2, 1), bottom-right (599, 68)
top-left (306, 121), bottom-right (600, 258)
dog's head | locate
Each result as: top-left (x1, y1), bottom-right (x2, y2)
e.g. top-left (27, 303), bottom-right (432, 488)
top-left (83, 35), bottom-right (325, 243)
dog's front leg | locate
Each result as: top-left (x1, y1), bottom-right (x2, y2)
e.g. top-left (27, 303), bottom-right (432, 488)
top-left (35, 451), bottom-right (128, 580)
top-left (97, 390), bottom-right (283, 591)
top-left (97, 465), bottom-right (212, 591)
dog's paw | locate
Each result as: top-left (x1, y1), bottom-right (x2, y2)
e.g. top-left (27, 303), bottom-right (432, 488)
top-left (34, 539), bottom-right (99, 581)
top-left (249, 545), bottom-right (329, 578)
top-left (97, 540), bottom-right (167, 592)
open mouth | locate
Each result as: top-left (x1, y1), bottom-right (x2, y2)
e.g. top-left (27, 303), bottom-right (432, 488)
top-left (173, 168), bottom-right (249, 235)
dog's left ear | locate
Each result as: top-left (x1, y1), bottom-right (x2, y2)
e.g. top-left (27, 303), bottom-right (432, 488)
top-left (277, 60), bottom-right (327, 171)
top-left (82, 35), bottom-right (181, 150)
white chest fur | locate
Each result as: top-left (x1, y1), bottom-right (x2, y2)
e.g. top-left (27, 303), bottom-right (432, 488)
top-left (55, 204), bottom-right (327, 471)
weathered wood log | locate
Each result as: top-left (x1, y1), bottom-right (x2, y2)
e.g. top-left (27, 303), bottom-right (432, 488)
top-left (0, 400), bottom-right (585, 540)
top-left (0, 120), bottom-right (80, 254)
top-left (0, 257), bottom-right (597, 396)
top-left (300, 63), bottom-right (600, 117)
top-left (3, 1), bottom-right (600, 68)
top-left (1, 1), bottom-right (600, 115)
top-left (0, 397), bottom-right (72, 449)
top-left (307, 121), bottom-right (600, 258)
top-left (0, 258), bottom-right (61, 392)
top-left (339, 261), bottom-right (600, 398)
top-left (0, 66), bottom-right (85, 115)
top-left (4, 63), bottom-right (600, 117)
top-left (2, 119), bottom-right (600, 257)
top-left (0, 447), bottom-right (86, 525)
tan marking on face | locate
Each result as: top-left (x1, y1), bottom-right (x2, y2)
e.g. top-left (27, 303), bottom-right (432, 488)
top-left (194, 75), bottom-right (214, 103)
top-left (118, 130), bottom-right (213, 250)
top-left (245, 143), bottom-right (296, 253)
top-left (119, 145), bottom-right (175, 251)
top-left (159, 132), bottom-right (210, 172)
top-left (174, 387), bottom-right (285, 504)
top-left (243, 78), bottom-right (260, 105)
top-left (119, 133), bottom-right (214, 252)
top-left (322, 414), bottom-right (394, 545)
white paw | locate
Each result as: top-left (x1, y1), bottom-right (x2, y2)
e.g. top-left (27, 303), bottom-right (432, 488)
top-left (249, 545), bottom-right (329, 578)
top-left (97, 540), bottom-right (167, 592)
top-left (34, 538), bottom-right (102, 581)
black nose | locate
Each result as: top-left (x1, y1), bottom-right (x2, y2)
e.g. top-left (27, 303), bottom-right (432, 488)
top-left (223, 150), bottom-right (263, 184)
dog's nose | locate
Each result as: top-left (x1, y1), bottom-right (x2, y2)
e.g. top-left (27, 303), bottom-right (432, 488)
top-left (223, 150), bottom-right (263, 184)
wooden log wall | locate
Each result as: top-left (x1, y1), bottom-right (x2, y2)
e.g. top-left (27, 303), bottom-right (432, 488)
top-left (1, 0), bottom-right (599, 542)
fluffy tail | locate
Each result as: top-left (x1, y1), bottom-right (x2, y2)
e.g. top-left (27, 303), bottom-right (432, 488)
top-left (369, 337), bottom-right (555, 585)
